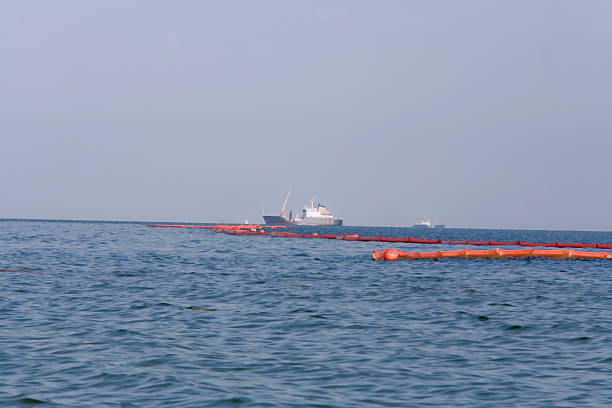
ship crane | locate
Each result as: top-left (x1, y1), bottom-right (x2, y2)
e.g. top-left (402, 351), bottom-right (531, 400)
top-left (280, 190), bottom-right (291, 218)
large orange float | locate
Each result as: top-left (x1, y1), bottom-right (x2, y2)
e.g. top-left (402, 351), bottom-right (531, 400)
top-left (372, 248), bottom-right (611, 261)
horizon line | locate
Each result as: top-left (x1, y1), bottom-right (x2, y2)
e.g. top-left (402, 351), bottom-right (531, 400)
top-left (1, 217), bottom-right (610, 233)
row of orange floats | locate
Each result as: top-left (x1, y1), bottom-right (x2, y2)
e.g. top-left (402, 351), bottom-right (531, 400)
top-left (372, 248), bottom-right (611, 261)
top-left (147, 224), bottom-right (287, 230)
top-left (207, 227), bottom-right (612, 250)
top-left (147, 224), bottom-right (611, 261)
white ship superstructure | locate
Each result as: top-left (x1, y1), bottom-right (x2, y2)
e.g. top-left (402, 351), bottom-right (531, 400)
top-left (292, 199), bottom-right (343, 226)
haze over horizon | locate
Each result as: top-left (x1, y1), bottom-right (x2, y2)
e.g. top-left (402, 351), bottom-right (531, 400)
top-left (2, 1), bottom-right (611, 231)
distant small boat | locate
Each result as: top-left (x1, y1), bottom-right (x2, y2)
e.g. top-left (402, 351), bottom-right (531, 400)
top-left (412, 217), bottom-right (445, 229)
top-left (412, 217), bottom-right (433, 228)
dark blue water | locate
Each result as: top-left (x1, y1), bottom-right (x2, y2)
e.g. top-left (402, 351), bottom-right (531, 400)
top-left (1, 219), bottom-right (611, 407)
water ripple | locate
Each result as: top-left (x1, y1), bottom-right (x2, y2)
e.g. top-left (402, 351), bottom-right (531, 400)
top-left (1, 220), bottom-right (611, 406)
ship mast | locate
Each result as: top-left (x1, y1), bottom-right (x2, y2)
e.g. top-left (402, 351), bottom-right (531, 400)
top-left (280, 190), bottom-right (291, 218)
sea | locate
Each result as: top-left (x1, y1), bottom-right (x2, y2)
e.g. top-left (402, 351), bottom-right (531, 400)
top-left (1, 219), bottom-right (611, 407)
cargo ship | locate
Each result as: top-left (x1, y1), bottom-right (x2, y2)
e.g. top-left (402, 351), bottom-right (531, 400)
top-left (263, 191), bottom-right (343, 226)
top-left (412, 217), bottom-right (445, 228)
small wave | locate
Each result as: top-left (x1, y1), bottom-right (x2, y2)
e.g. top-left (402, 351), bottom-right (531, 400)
top-left (186, 306), bottom-right (217, 311)
top-left (210, 397), bottom-right (251, 406)
top-left (14, 397), bottom-right (50, 405)
top-left (569, 336), bottom-right (591, 342)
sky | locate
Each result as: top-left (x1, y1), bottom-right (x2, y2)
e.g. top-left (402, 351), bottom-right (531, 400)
top-left (1, 1), bottom-right (611, 230)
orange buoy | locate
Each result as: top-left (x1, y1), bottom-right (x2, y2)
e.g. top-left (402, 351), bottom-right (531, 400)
top-left (383, 249), bottom-right (399, 261)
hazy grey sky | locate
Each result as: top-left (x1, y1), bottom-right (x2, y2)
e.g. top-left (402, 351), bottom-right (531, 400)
top-left (2, 1), bottom-right (611, 230)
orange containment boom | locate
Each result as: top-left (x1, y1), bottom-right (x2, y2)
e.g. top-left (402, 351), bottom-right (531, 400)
top-left (146, 224), bottom-right (612, 250)
top-left (372, 248), bottom-right (612, 261)
top-left (209, 229), bottom-right (611, 249)
top-left (147, 224), bottom-right (287, 230)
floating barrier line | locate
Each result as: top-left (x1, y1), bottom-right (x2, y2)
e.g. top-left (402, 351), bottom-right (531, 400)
top-left (372, 248), bottom-right (611, 261)
top-left (204, 226), bottom-right (612, 250)
top-left (147, 224), bottom-right (612, 250)
top-left (147, 224), bottom-right (287, 230)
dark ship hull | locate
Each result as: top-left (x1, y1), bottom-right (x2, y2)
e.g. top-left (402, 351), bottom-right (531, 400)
top-left (263, 215), bottom-right (343, 226)
top-left (262, 215), bottom-right (293, 225)
top-left (294, 217), bottom-right (343, 226)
